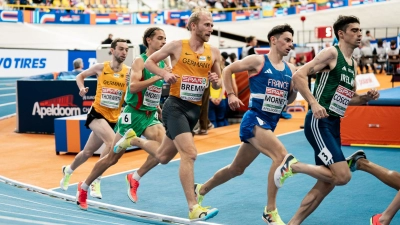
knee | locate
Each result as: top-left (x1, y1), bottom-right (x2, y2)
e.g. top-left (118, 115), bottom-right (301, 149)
top-left (228, 164), bottom-right (246, 177)
top-left (81, 150), bottom-right (94, 159)
top-left (105, 154), bottom-right (120, 167)
top-left (334, 173), bottom-right (351, 186)
top-left (158, 155), bottom-right (170, 165)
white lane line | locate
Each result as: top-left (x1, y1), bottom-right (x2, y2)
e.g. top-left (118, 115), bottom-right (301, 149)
top-left (0, 102), bottom-right (16, 107)
top-left (0, 87), bottom-right (16, 90)
top-left (0, 113), bottom-right (16, 120)
top-left (0, 93), bottom-right (16, 97)
top-left (0, 215), bottom-right (62, 225)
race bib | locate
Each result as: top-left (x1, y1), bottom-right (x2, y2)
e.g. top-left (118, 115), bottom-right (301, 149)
top-left (143, 85), bottom-right (162, 107)
top-left (100, 87), bottom-right (124, 109)
top-left (329, 85), bottom-right (354, 116)
top-left (180, 75), bottom-right (208, 102)
top-left (262, 87), bottom-right (288, 114)
top-left (318, 147), bottom-right (333, 165)
top-left (121, 113), bottom-right (131, 124)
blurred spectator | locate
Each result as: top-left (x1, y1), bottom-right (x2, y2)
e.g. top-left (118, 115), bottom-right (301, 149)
top-left (197, 0), bottom-right (209, 8)
top-left (296, 54), bottom-right (306, 68)
top-left (352, 43), bottom-right (363, 74)
top-left (360, 30), bottom-right (376, 74)
top-left (229, 52), bottom-right (237, 63)
top-left (387, 40), bottom-right (400, 74)
top-left (221, 52), bottom-right (230, 66)
top-left (187, 0), bottom-right (198, 9)
top-left (72, 58), bottom-right (84, 73)
top-left (0, 0), bottom-right (3, 9)
top-left (373, 39), bottom-right (387, 74)
top-left (102, 33), bottom-right (113, 44)
top-left (241, 35), bottom-right (257, 59)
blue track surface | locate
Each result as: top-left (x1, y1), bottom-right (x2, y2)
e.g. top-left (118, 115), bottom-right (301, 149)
top-left (1, 131), bottom-right (399, 224)
top-left (0, 78), bottom-right (18, 119)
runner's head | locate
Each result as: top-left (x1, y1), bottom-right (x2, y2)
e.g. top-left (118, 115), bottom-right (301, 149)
top-left (110, 38), bottom-right (128, 63)
top-left (186, 7), bottom-right (213, 43)
top-left (267, 24), bottom-right (294, 56)
top-left (333, 15), bottom-right (361, 48)
top-left (143, 27), bottom-right (166, 52)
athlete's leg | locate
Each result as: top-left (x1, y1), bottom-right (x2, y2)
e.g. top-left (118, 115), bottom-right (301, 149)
top-left (69, 131), bottom-right (103, 171)
top-left (287, 180), bottom-right (335, 225)
top-left (374, 190), bottom-right (400, 225)
top-left (200, 143), bottom-right (259, 196)
top-left (246, 126), bottom-right (287, 212)
top-left (135, 124), bottom-right (165, 177)
top-left (357, 158), bottom-right (400, 190)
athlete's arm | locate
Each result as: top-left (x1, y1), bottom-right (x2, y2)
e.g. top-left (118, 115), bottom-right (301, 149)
top-left (210, 46), bottom-right (222, 90)
top-left (76, 63), bottom-right (104, 97)
top-left (129, 57), bottom-right (163, 94)
top-left (349, 61), bottom-right (380, 105)
top-left (222, 55), bottom-right (262, 110)
top-left (287, 63), bottom-right (298, 105)
top-left (231, 74), bottom-right (238, 96)
top-left (292, 47), bottom-right (337, 118)
top-left (145, 41), bottom-right (181, 84)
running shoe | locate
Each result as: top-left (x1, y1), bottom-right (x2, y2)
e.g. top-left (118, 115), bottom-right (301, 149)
top-left (60, 165), bottom-right (72, 191)
top-left (370, 214), bottom-right (382, 225)
top-left (114, 128), bottom-right (136, 153)
top-left (89, 179), bottom-right (102, 199)
top-left (262, 207), bottom-right (285, 225)
top-left (274, 154), bottom-right (298, 188)
top-left (126, 173), bottom-right (140, 203)
top-left (194, 183), bottom-right (204, 205)
top-left (189, 204), bottom-right (218, 221)
top-left (76, 181), bottom-right (88, 210)
top-left (346, 150), bottom-right (366, 172)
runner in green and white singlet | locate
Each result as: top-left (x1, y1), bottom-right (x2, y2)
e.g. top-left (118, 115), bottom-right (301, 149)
top-left (74, 27), bottom-right (170, 211)
top-left (288, 15), bottom-right (380, 225)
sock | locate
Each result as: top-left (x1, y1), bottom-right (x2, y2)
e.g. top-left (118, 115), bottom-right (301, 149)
top-left (81, 182), bottom-right (89, 191)
top-left (66, 165), bottom-right (74, 174)
top-left (133, 171), bottom-right (141, 181)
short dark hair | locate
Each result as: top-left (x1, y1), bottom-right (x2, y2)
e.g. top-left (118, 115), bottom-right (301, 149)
top-left (377, 39), bottom-right (383, 47)
top-left (221, 52), bottom-right (228, 60)
top-left (333, 15), bottom-right (360, 39)
top-left (390, 40), bottom-right (396, 46)
top-left (143, 27), bottom-right (164, 48)
top-left (366, 30), bottom-right (370, 34)
top-left (229, 52), bottom-right (237, 62)
top-left (245, 36), bottom-right (255, 43)
top-left (267, 24), bottom-right (294, 42)
top-left (111, 38), bottom-right (127, 49)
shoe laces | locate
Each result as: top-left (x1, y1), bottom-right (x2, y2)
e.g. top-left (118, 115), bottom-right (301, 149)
top-left (131, 179), bottom-right (139, 191)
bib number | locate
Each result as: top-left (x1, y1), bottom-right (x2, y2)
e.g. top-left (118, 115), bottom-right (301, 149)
top-left (121, 113), bottom-right (131, 124)
top-left (262, 87), bottom-right (288, 114)
top-left (318, 147), bottom-right (333, 165)
top-left (180, 75), bottom-right (208, 102)
top-left (329, 85), bottom-right (354, 116)
top-left (100, 87), bottom-right (124, 109)
top-left (143, 85), bottom-right (162, 107)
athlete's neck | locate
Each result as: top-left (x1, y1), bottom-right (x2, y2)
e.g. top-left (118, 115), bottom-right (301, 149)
top-left (267, 49), bottom-right (284, 67)
top-left (146, 49), bottom-right (156, 56)
top-left (110, 60), bottom-right (123, 72)
top-left (338, 42), bottom-right (356, 59)
top-left (188, 37), bottom-right (205, 53)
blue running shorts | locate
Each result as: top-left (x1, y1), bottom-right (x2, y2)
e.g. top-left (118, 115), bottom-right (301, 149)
top-left (304, 110), bottom-right (345, 166)
top-left (239, 109), bottom-right (277, 143)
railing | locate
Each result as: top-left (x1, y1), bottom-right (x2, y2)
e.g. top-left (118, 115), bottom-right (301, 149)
top-left (298, 27), bottom-right (400, 46)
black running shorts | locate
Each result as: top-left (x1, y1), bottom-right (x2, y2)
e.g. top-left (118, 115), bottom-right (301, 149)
top-left (85, 106), bottom-right (116, 129)
top-left (162, 96), bottom-right (200, 140)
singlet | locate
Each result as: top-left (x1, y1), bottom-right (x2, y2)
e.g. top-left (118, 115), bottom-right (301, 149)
top-left (126, 53), bottom-right (165, 111)
top-left (169, 40), bottom-right (213, 106)
top-left (313, 46), bottom-right (356, 117)
top-left (248, 55), bottom-right (292, 123)
top-left (92, 61), bottom-right (129, 123)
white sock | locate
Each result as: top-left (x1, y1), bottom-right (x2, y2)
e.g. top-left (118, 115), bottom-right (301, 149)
top-left (66, 165), bottom-right (74, 174)
top-left (133, 171), bottom-right (141, 181)
top-left (81, 182), bottom-right (89, 191)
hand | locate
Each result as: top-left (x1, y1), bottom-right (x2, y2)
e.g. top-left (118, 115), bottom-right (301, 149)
top-left (79, 87), bottom-right (89, 97)
top-left (163, 72), bottom-right (180, 84)
top-left (228, 95), bottom-right (244, 111)
top-left (310, 102), bottom-right (328, 119)
top-left (208, 71), bottom-right (219, 86)
top-left (366, 88), bottom-right (379, 101)
top-left (157, 106), bottom-right (163, 122)
top-left (214, 98), bottom-right (221, 106)
top-left (164, 65), bottom-right (172, 73)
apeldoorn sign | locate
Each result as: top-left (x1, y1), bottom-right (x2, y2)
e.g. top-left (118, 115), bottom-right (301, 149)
top-left (0, 49), bottom-right (68, 77)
